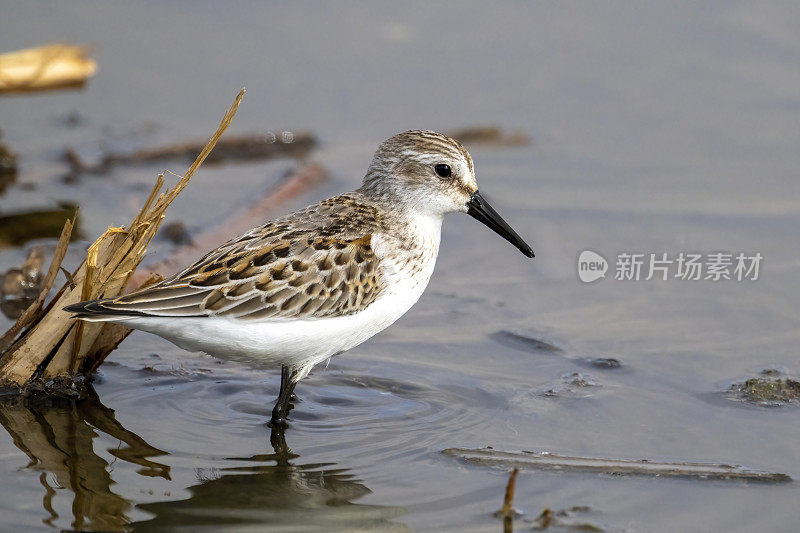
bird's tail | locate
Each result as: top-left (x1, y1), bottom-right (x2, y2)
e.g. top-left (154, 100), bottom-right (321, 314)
top-left (63, 299), bottom-right (147, 322)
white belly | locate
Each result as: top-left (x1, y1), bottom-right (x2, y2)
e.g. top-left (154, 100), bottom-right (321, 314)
top-left (123, 272), bottom-right (428, 372)
top-left (123, 261), bottom-right (437, 376)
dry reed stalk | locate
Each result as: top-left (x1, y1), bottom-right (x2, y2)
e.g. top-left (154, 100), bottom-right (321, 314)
top-left (500, 467), bottom-right (518, 517)
top-left (0, 89), bottom-right (245, 387)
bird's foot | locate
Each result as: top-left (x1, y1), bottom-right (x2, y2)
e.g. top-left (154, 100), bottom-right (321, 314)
top-left (269, 426), bottom-right (292, 460)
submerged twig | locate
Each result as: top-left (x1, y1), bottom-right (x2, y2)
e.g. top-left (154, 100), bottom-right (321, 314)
top-left (443, 447), bottom-right (791, 483)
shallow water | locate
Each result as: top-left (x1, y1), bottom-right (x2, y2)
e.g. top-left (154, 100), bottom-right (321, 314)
top-left (1, 2), bottom-right (800, 531)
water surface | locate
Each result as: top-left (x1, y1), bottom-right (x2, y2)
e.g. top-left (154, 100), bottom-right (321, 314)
top-left (1, 2), bottom-right (799, 531)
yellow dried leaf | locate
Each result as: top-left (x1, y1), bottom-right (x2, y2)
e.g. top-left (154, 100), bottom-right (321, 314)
top-left (0, 44), bottom-right (97, 94)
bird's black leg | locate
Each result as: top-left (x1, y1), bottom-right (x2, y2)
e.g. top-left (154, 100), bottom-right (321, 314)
top-left (269, 365), bottom-right (299, 430)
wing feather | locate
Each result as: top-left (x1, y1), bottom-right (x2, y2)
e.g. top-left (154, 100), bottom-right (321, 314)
top-left (66, 194), bottom-right (388, 321)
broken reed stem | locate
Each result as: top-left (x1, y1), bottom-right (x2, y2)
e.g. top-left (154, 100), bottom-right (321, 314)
top-left (501, 467), bottom-right (518, 516)
top-left (0, 215), bottom-right (74, 353)
top-left (130, 174), bottom-right (164, 228)
top-left (0, 88), bottom-right (245, 386)
top-left (499, 467), bottom-right (518, 533)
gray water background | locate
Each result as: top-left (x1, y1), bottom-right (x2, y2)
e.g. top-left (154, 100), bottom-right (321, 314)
top-left (1, 2), bottom-right (799, 531)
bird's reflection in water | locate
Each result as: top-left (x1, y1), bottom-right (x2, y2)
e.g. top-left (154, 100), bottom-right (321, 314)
top-left (132, 427), bottom-right (407, 532)
top-left (0, 387), bottom-right (170, 531)
top-left (0, 388), bottom-right (406, 532)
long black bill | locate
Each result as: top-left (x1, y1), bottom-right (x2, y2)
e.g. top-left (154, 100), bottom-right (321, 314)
top-left (466, 191), bottom-right (535, 258)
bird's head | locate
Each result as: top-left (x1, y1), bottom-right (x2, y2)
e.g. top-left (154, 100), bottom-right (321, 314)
top-left (361, 130), bottom-right (534, 257)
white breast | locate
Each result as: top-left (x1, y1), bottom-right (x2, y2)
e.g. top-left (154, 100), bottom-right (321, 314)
top-left (122, 212), bottom-right (443, 376)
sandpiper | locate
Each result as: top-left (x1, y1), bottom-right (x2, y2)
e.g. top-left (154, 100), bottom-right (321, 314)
top-left (66, 130), bottom-right (534, 429)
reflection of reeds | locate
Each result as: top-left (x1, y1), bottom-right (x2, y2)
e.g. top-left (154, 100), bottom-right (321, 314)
top-left (0, 44), bottom-right (97, 94)
top-left (0, 89), bottom-right (245, 387)
top-left (0, 389), bottom-right (169, 531)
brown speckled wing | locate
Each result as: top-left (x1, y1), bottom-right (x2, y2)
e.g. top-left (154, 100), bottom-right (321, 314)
top-left (96, 194), bottom-right (387, 320)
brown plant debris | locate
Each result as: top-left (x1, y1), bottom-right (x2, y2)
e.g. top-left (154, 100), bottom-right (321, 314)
top-left (0, 205), bottom-right (80, 249)
top-left (0, 44), bottom-right (97, 94)
top-left (0, 89), bottom-right (245, 388)
top-left (532, 506), bottom-right (604, 531)
top-left (442, 447), bottom-right (791, 483)
top-left (446, 126), bottom-right (530, 148)
top-left (0, 133), bottom-right (18, 193)
top-left (65, 131), bottom-right (317, 174)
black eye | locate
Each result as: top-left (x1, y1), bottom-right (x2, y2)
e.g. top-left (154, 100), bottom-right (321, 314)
top-left (434, 164), bottom-right (451, 178)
